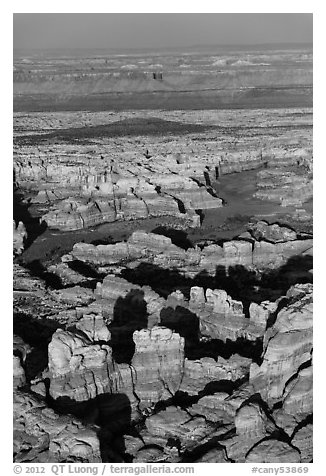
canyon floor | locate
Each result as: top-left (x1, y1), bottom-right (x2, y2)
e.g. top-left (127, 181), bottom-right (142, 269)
top-left (13, 45), bottom-right (313, 464)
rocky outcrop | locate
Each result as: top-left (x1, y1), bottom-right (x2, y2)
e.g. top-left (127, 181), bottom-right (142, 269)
top-left (245, 439), bottom-right (301, 463)
top-left (94, 274), bottom-right (165, 328)
top-left (189, 286), bottom-right (266, 342)
top-left (40, 172), bottom-right (221, 231)
top-left (51, 286), bottom-right (95, 306)
top-left (222, 395), bottom-right (302, 463)
top-left (249, 300), bottom-right (277, 331)
top-left (180, 355), bottom-right (251, 395)
top-left (13, 267), bottom-right (313, 463)
top-left (222, 400), bottom-right (278, 462)
top-left (131, 327), bottom-right (184, 408)
top-left (13, 334), bottom-right (31, 389)
top-left (194, 288), bottom-right (246, 341)
top-left (13, 220), bottom-right (27, 256)
top-left (282, 365), bottom-right (312, 418)
top-left (255, 169), bottom-right (313, 207)
top-left (13, 356), bottom-right (26, 389)
top-left (67, 230), bottom-right (312, 276)
top-left (13, 391), bottom-right (101, 462)
top-left (188, 392), bottom-right (236, 423)
top-left (249, 284), bottom-right (313, 404)
top-left (249, 220), bottom-right (297, 243)
top-left (145, 406), bottom-right (217, 450)
top-left (252, 239), bottom-right (313, 269)
top-left (13, 263), bottom-right (46, 292)
top-left (75, 313), bottom-right (111, 342)
top-left (46, 329), bottom-right (121, 401)
top-left (291, 423), bottom-right (313, 462)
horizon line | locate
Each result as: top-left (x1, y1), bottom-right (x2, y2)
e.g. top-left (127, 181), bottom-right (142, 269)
top-left (13, 41), bottom-right (313, 51)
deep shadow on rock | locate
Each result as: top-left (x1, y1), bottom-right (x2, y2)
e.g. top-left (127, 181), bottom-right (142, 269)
top-left (160, 304), bottom-right (263, 362)
top-left (22, 260), bottom-right (63, 289)
top-left (47, 391), bottom-right (132, 462)
top-left (121, 255), bottom-right (312, 310)
top-left (109, 289), bottom-right (148, 364)
top-left (151, 226), bottom-right (193, 250)
top-left (13, 185), bottom-right (47, 251)
top-left (13, 313), bottom-right (63, 381)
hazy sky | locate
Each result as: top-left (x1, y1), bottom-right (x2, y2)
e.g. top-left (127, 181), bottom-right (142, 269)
top-left (13, 13), bottom-right (313, 50)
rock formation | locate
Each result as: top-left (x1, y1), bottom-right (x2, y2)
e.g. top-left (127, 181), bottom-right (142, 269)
top-left (13, 51), bottom-right (313, 462)
top-left (14, 391), bottom-right (101, 462)
top-left (67, 230), bottom-right (312, 276)
top-left (249, 283), bottom-right (312, 404)
top-left (131, 327), bottom-right (185, 408)
top-left (13, 221), bottom-right (27, 256)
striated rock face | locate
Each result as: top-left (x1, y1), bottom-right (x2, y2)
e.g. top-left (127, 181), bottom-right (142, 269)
top-left (75, 313), bottom-right (111, 342)
top-left (13, 391), bottom-right (101, 462)
top-left (46, 329), bottom-right (122, 401)
top-left (249, 300), bottom-right (277, 331)
top-left (68, 230), bottom-right (312, 278)
top-left (131, 327), bottom-right (185, 408)
top-left (13, 220), bottom-right (27, 256)
top-left (250, 284), bottom-right (313, 404)
top-left (282, 366), bottom-right (313, 418)
top-left (142, 405), bottom-right (228, 457)
top-left (39, 172), bottom-right (220, 231)
top-left (235, 402), bottom-right (276, 439)
top-left (196, 288), bottom-right (249, 342)
top-left (292, 423), bottom-right (313, 462)
top-left (180, 355), bottom-right (251, 395)
top-left (189, 286), bottom-right (265, 343)
top-left (44, 328), bottom-right (140, 425)
top-left (245, 439), bottom-right (301, 463)
top-left (189, 392), bottom-right (236, 424)
top-left (222, 399), bottom-right (278, 462)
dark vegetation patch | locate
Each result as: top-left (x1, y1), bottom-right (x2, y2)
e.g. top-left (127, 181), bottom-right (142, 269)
top-left (15, 117), bottom-right (215, 145)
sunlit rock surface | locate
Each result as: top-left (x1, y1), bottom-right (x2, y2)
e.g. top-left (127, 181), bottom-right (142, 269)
top-left (13, 356), bottom-right (26, 389)
top-left (292, 423), bottom-right (313, 462)
top-left (67, 230), bottom-right (312, 275)
top-left (46, 329), bottom-right (121, 401)
top-left (245, 439), bottom-right (301, 463)
top-left (131, 327), bottom-right (185, 408)
top-left (250, 284), bottom-right (312, 404)
top-left (13, 221), bottom-right (27, 256)
top-left (13, 391), bottom-right (102, 462)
